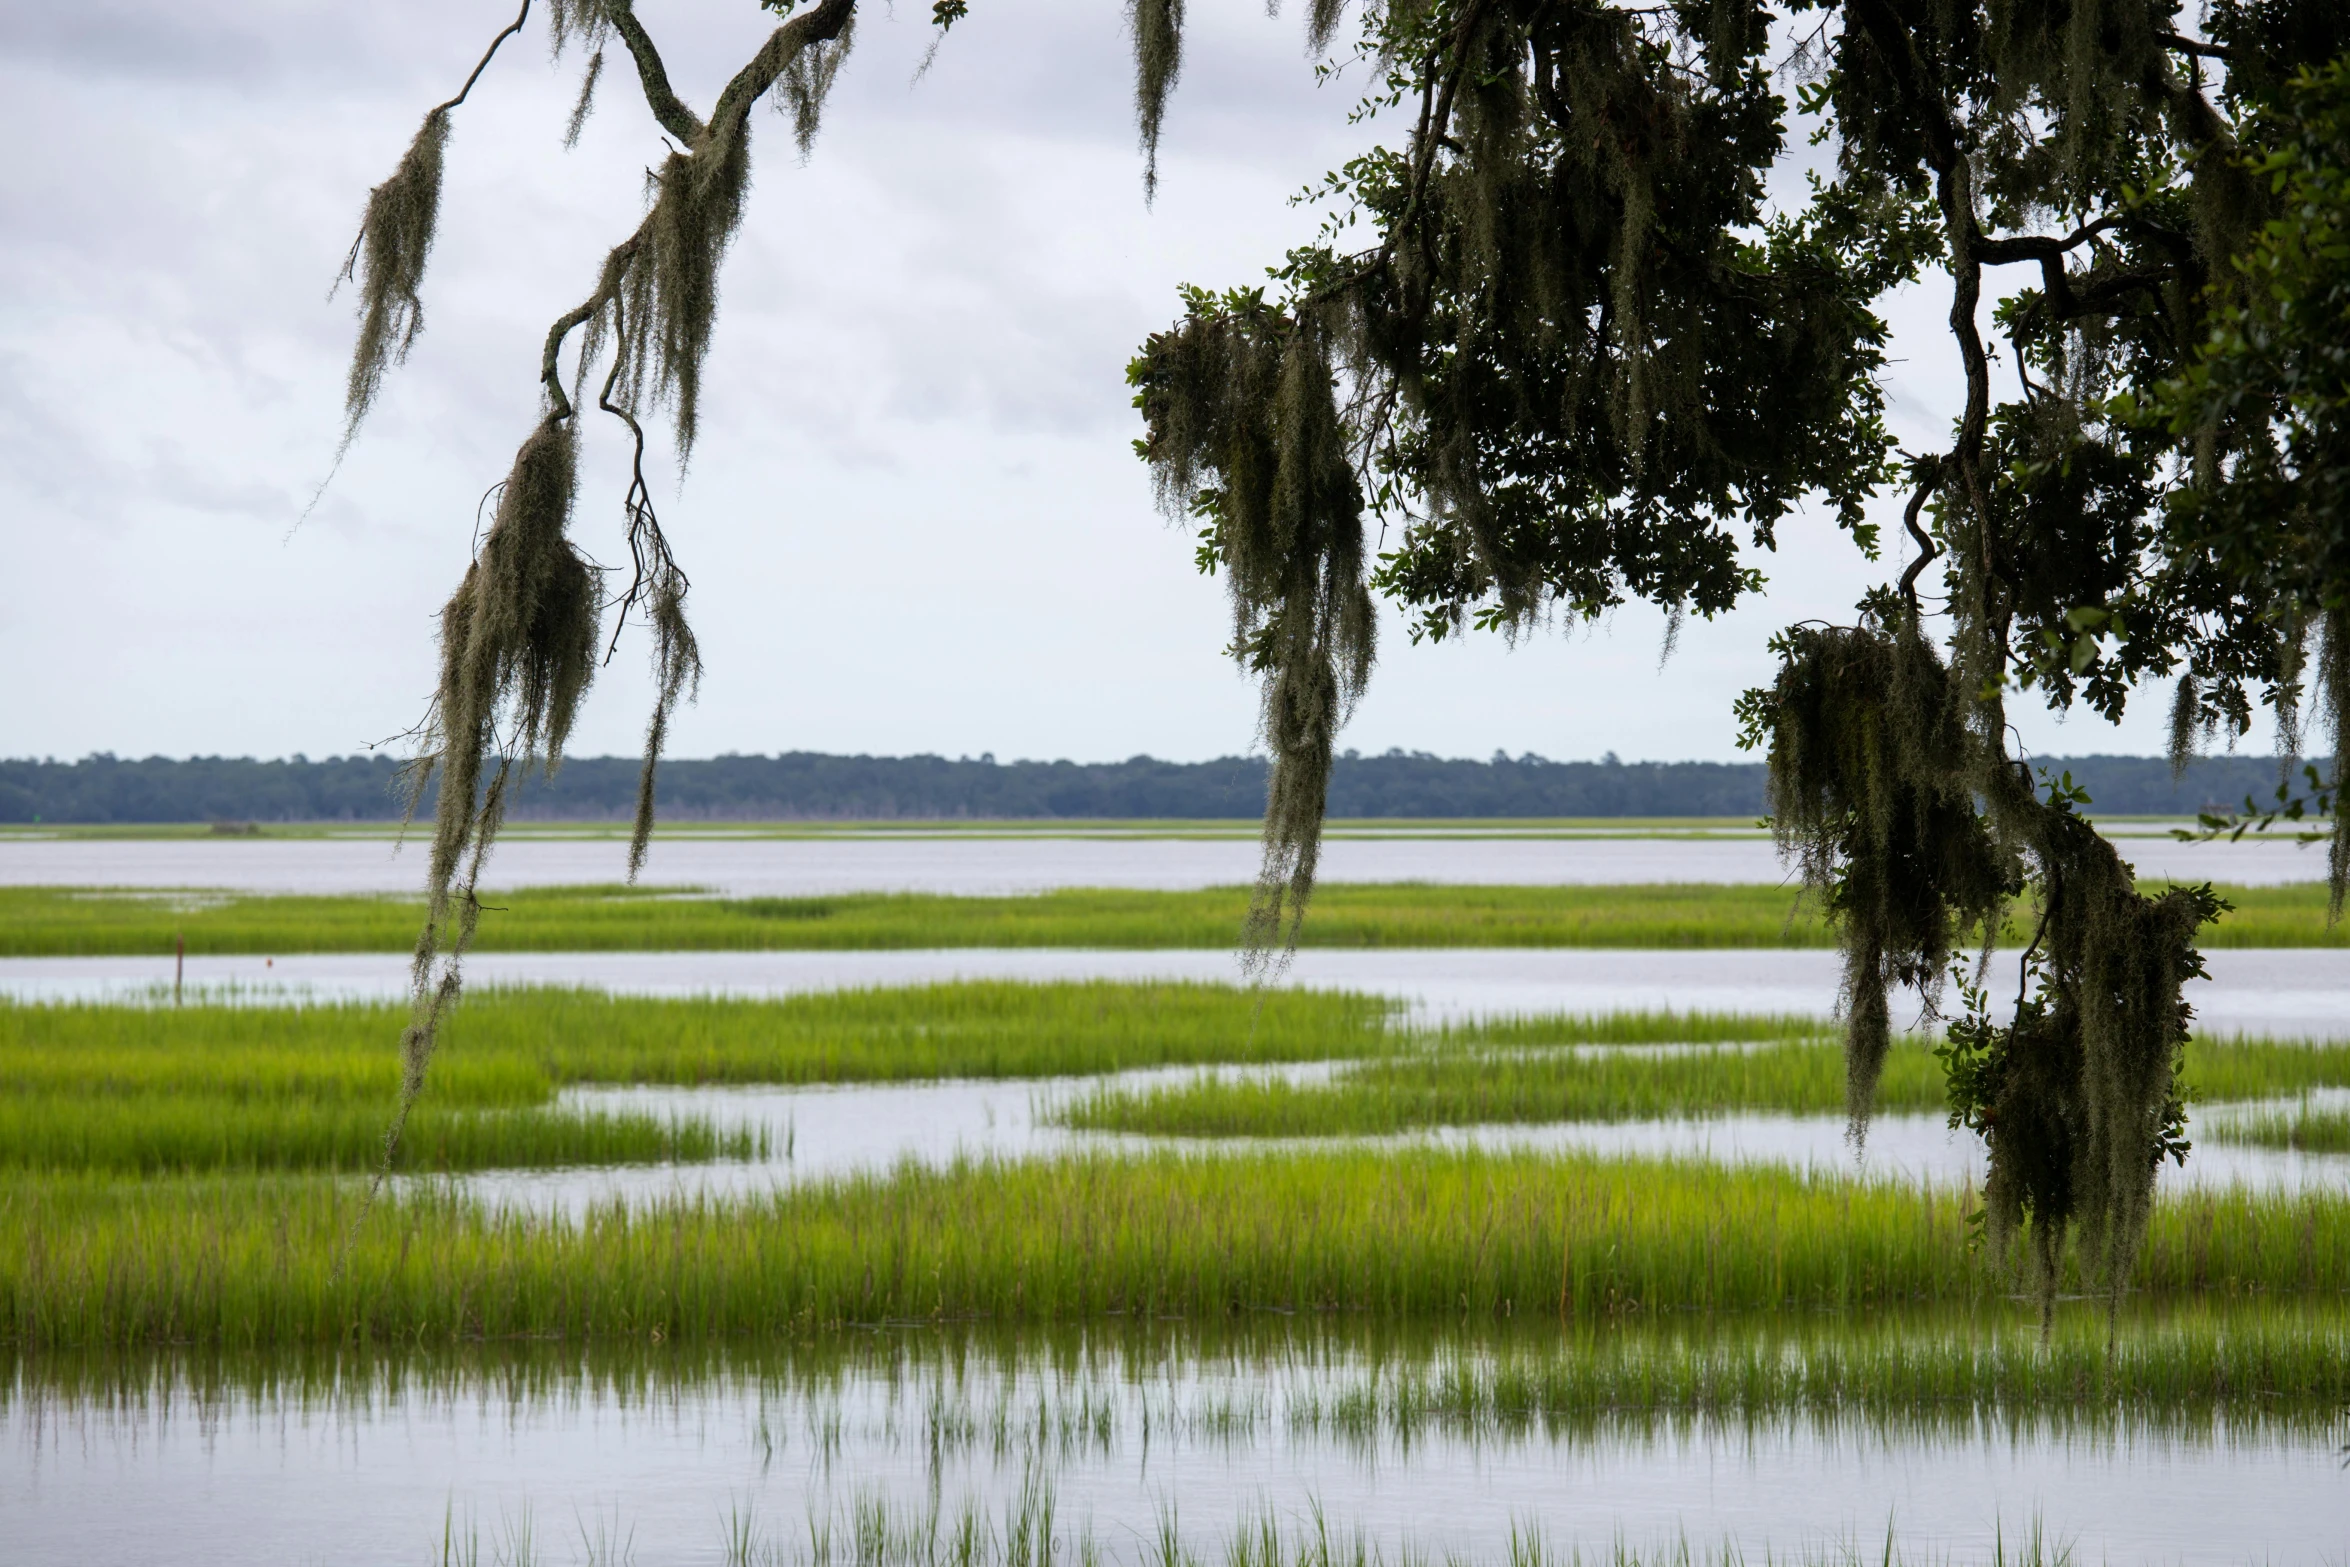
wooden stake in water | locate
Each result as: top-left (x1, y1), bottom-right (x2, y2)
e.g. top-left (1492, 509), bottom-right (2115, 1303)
top-left (174, 933), bottom-right (184, 1008)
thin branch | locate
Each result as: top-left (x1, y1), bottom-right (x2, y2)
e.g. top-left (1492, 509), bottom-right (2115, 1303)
top-left (434, 0), bottom-right (534, 116)
top-left (595, 298), bottom-right (681, 663)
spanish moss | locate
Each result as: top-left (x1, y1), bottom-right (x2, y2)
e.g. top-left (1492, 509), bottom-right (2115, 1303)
top-left (778, 10), bottom-right (856, 157)
top-left (1133, 296), bottom-right (1373, 970)
top-left (339, 110), bottom-right (447, 441)
top-left (1739, 607), bottom-right (2012, 1133)
top-left (1129, 0), bottom-right (1184, 201)
top-left (335, 0), bottom-right (858, 1168)
top-left (338, 0), bottom-right (536, 446)
top-left (396, 414), bottom-right (601, 1162)
top-left (2165, 673), bottom-right (2198, 781)
top-left (564, 48), bottom-right (606, 149)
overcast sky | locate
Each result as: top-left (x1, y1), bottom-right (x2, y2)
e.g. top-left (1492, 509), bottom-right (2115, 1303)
top-left (1, 0), bottom-right (2206, 765)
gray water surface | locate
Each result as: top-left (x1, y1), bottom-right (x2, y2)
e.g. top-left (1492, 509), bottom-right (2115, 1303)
top-left (13, 946), bottom-right (2350, 1039)
top-left (8, 1331), bottom-right (2343, 1567)
top-left (2, 830), bottom-right (2333, 894)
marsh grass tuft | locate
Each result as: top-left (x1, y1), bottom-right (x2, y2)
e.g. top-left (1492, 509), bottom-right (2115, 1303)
top-left (0, 983), bottom-right (1391, 1176)
top-left (18, 880), bottom-right (2350, 958)
top-left (2205, 1100), bottom-right (2350, 1154)
top-left (7, 1149), bottom-right (2344, 1349)
top-left (1059, 1031), bottom-right (2350, 1139)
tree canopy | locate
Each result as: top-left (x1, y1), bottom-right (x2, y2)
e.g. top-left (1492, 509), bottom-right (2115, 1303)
top-left (338, 0), bottom-right (2350, 1304)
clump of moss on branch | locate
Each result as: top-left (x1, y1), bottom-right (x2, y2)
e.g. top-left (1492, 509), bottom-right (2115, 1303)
top-left (1131, 293), bottom-right (1374, 967)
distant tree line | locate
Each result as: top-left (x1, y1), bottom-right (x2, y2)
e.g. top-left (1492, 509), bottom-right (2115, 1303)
top-left (0, 750), bottom-right (2302, 824)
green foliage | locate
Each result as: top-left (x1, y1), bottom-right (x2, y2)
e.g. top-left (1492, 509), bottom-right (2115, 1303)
top-left (2155, 56), bottom-right (2350, 905)
top-left (1111, 0), bottom-right (2350, 1308)
top-left (0, 995), bottom-right (768, 1174)
top-left (1, 983), bottom-right (1399, 1096)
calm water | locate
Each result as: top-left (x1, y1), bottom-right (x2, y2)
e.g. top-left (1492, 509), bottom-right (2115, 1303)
top-left (428, 1071), bottom-right (2348, 1216)
top-left (0, 829), bottom-right (2334, 894)
top-left (10, 835), bottom-right (2348, 1563)
top-left (8, 1326), bottom-right (2344, 1567)
top-left (12, 946), bottom-right (2350, 1040)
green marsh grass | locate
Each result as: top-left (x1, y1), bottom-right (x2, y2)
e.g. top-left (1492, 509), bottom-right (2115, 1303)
top-left (12, 879), bottom-right (2349, 954)
top-left (397, 1486), bottom-right (2096, 1567)
top-left (1057, 1034), bottom-right (2350, 1138)
top-left (2206, 1101), bottom-right (2350, 1153)
top-left (0, 1093), bottom-right (757, 1174)
top-left (3, 882), bottom-right (1835, 954)
top-left (0, 983), bottom-right (1388, 1173)
top-left (6, 1149), bottom-right (2343, 1348)
top-left (2, 983), bottom-right (1397, 1094)
top-left (681, 1491), bottom-right (2093, 1567)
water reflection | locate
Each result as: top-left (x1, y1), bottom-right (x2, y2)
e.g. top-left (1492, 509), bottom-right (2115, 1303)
top-left (8, 1311), bottom-right (2343, 1567)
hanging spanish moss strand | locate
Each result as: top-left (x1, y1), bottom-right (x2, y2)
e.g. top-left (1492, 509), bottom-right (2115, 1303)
top-left (402, 413), bottom-right (601, 1013)
top-left (1305, 0), bottom-right (1348, 56)
top-left (339, 111), bottom-right (447, 440)
top-left (2165, 674), bottom-right (2199, 781)
top-left (1134, 299), bottom-right (1373, 973)
top-left (336, 2), bottom-right (534, 445)
top-left (547, 0), bottom-right (612, 57)
top-left (778, 10), bottom-right (856, 157)
top-left (1744, 605), bottom-right (2013, 1137)
top-left (564, 49), bottom-right (606, 149)
top-left (1129, 0), bottom-right (1184, 201)
top-left (586, 0), bottom-right (855, 462)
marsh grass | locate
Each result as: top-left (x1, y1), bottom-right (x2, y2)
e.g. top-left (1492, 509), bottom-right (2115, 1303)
top-left (6, 1150), bottom-right (2343, 1348)
top-left (1056, 1035), bottom-right (2350, 1139)
top-left (2205, 1101), bottom-right (2350, 1153)
top-left (1, 983), bottom-right (1397, 1094)
top-left (0, 1093), bottom-right (758, 1174)
top-left (404, 1486), bottom-right (2098, 1567)
top-left (686, 1489), bottom-right (2095, 1567)
top-left (0, 983), bottom-right (1387, 1174)
top-left (11, 880), bottom-right (2346, 956)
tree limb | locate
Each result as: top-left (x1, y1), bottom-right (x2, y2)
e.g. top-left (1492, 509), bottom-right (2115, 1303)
top-left (2159, 31), bottom-right (2236, 64)
top-left (711, 0), bottom-right (858, 135)
top-left (605, 2), bottom-right (708, 143)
